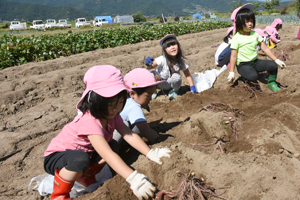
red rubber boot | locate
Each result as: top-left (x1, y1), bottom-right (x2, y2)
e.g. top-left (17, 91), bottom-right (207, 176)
top-left (76, 163), bottom-right (105, 187)
top-left (51, 169), bottom-right (74, 200)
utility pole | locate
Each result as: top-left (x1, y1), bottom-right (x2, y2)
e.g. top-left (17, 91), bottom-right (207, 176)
top-left (162, 14), bottom-right (165, 23)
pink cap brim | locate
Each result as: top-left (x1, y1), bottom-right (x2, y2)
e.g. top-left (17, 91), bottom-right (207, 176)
top-left (76, 84), bottom-right (131, 109)
top-left (254, 28), bottom-right (267, 37)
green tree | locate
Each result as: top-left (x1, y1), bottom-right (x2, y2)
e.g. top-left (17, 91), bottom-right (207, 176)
top-left (248, 1), bottom-right (262, 14)
top-left (292, 0), bottom-right (300, 11)
top-left (262, 0), bottom-right (281, 12)
top-left (230, 0), bottom-right (243, 12)
top-left (132, 12), bottom-right (146, 22)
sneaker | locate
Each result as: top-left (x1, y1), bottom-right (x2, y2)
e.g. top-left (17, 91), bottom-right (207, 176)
top-left (152, 90), bottom-right (158, 99)
top-left (168, 89), bottom-right (178, 100)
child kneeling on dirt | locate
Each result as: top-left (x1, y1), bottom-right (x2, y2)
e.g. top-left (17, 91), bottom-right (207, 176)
top-left (264, 18), bottom-right (283, 45)
top-left (113, 68), bottom-right (164, 144)
top-left (215, 26), bottom-right (234, 68)
top-left (145, 34), bottom-right (197, 100)
top-left (44, 65), bottom-right (171, 200)
top-left (227, 3), bottom-right (287, 92)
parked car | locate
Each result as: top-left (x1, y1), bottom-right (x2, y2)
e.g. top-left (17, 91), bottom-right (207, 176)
top-left (93, 17), bottom-right (109, 27)
top-left (10, 21), bottom-right (26, 30)
top-left (30, 20), bottom-right (45, 29)
top-left (45, 19), bottom-right (58, 28)
top-left (75, 18), bottom-right (90, 28)
top-left (57, 19), bottom-right (72, 28)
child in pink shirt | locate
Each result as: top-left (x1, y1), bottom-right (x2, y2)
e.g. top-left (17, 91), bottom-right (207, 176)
top-left (44, 65), bottom-right (171, 200)
top-left (264, 18), bottom-right (283, 44)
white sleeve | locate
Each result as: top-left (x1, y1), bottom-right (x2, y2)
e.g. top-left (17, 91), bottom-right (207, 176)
top-left (181, 60), bottom-right (189, 71)
top-left (155, 56), bottom-right (164, 67)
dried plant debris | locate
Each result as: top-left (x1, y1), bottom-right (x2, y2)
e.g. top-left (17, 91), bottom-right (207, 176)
top-left (174, 171), bottom-right (229, 200)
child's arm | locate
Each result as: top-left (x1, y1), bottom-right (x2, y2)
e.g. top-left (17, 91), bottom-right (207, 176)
top-left (260, 41), bottom-right (286, 68)
top-left (145, 57), bottom-right (158, 69)
top-left (135, 121), bottom-right (159, 143)
top-left (117, 123), bottom-right (151, 155)
top-left (117, 123), bottom-right (171, 164)
top-left (260, 41), bottom-right (277, 60)
top-left (227, 49), bottom-right (237, 82)
top-left (183, 69), bottom-right (196, 93)
top-left (88, 134), bottom-right (157, 199)
top-left (270, 34), bottom-right (280, 43)
top-left (88, 134), bottom-right (134, 178)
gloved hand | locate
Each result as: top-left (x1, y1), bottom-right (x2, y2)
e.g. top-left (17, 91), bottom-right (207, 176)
top-left (190, 85), bottom-right (197, 94)
top-left (146, 148), bottom-right (171, 165)
top-left (126, 170), bottom-right (156, 200)
top-left (227, 71), bottom-right (235, 82)
top-left (275, 59), bottom-right (286, 68)
top-left (145, 56), bottom-right (154, 67)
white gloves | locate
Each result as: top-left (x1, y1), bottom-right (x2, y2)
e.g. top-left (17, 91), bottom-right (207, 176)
top-left (126, 170), bottom-right (156, 200)
top-left (275, 59), bottom-right (286, 68)
top-left (146, 148), bottom-right (171, 165)
top-left (227, 71), bottom-right (235, 82)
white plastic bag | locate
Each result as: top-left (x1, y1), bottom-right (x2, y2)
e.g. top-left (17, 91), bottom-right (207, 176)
top-left (191, 65), bottom-right (227, 93)
top-left (28, 173), bottom-right (54, 196)
top-left (28, 164), bottom-right (112, 197)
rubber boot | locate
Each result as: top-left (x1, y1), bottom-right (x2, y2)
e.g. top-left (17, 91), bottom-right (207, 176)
top-left (151, 89), bottom-right (158, 99)
top-left (168, 89), bottom-right (178, 100)
top-left (268, 75), bottom-right (281, 92)
top-left (297, 28), bottom-right (300, 40)
top-left (76, 163), bottom-right (105, 187)
top-left (51, 169), bottom-right (74, 200)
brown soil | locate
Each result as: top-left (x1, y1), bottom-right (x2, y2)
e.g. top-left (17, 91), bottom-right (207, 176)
top-left (1, 24), bottom-right (300, 200)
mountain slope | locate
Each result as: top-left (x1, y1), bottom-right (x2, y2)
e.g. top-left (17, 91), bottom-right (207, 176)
top-left (0, 0), bottom-right (92, 21)
top-left (3, 0), bottom-right (249, 16)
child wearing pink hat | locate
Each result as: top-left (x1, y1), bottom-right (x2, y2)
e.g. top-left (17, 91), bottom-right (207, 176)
top-left (215, 26), bottom-right (234, 67)
top-left (145, 34), bottom-right (196, 100)
top-left (113, 68), bottom-right (164, 143)
top-left (228, 4), bottom-right (287, 92)
top-left (44, 65), bottom-right (171, 200)
top-left (263, 18), bottom-right (283, 44)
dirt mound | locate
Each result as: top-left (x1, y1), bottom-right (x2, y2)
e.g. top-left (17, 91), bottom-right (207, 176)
top-left (1, 24), bottom-right (300, 200)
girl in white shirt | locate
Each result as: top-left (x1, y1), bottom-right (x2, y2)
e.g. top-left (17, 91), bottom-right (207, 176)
top-left (145, 34), bottom-right (196, 100)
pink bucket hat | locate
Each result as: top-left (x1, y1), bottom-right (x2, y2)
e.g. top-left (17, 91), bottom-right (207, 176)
top-left (254, 28), bottom-right (267, 37)
top-left (227, 26), bottom-right (234, 34)
top-left (231, 3), bottom-right (255, 22)
top-left (124, 68), bottom-right (164, 88)
top-left (271, 18), bottom-right (283, 28)
top-left (264, 26), bottom-right (274, 36)
top-left (160, 34), bottom-right (177, 47)
top-left (231, 3), bottom-right (255, 33)
top-left (76, 65), bottom-right (131, 109)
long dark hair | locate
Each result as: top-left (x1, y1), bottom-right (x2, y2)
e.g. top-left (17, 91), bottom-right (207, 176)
top-left (223, 30), bottom-right (233, 43)
top-left (79, 90), bottom-right (127, 120)
top-left (161, 38), bottom-right (186, 74)
top-left (235, 9), bottom-right (256, 33)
